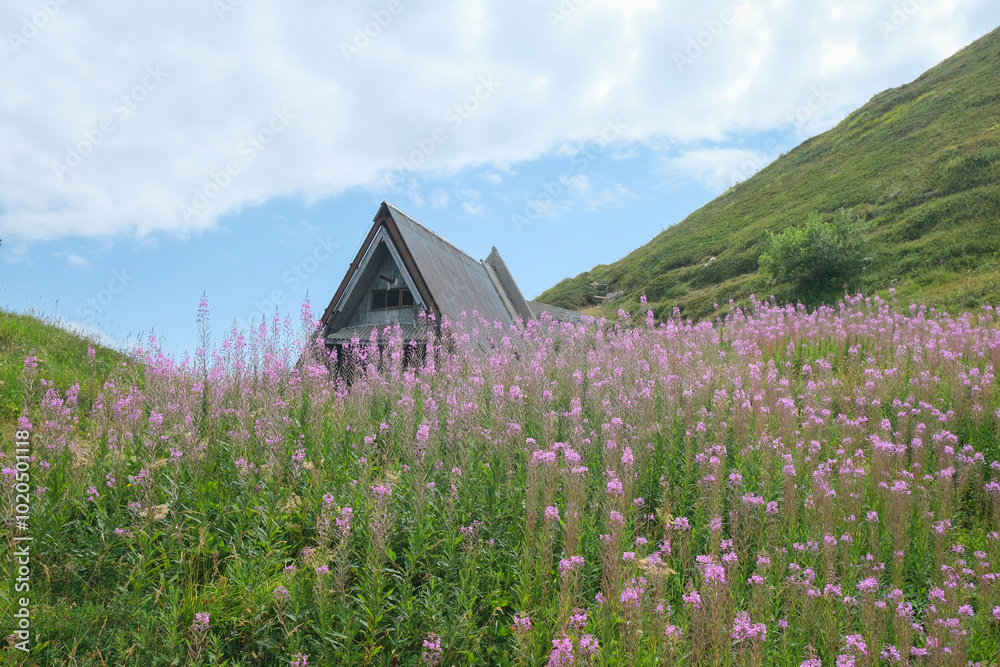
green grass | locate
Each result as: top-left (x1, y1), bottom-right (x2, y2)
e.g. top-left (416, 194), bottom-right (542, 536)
top-left (0, 310), bottom-right (130, 433)
top-left (538, 26), bottom-right (1000, 322)
top-left (4, 300), bottom-right (1000, 665)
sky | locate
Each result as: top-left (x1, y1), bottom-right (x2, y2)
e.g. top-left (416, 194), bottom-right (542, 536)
top-left (1, 0), bottom-right (998, 357)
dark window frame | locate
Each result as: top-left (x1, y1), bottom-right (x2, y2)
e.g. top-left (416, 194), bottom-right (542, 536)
top-left (371, 287), bottom-right (414, 310)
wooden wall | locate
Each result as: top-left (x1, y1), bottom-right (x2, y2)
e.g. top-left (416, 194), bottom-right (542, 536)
top-left (346, 252), bottom-right (420, 328)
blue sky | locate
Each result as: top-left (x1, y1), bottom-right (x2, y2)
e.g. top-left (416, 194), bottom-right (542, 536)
top-left (2, 1), bottom-right (999, 356)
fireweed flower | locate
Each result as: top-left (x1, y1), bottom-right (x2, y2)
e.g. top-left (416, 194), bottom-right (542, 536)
top-left (335, 507), bottom-right (353, 534)
top-left (548, 635), bottom-right (574, 667)
top-left (844, 634), bottom-right (867, 656)
top-left (544, 506), bottom-right (560, 522)
top-left (192, 612), bottom-right (210, 633)
top-left (703, 563), bottom-right (727, 584)
top-left (606, 477), bottom-right (624, 496)
top-left (559, 556), bottom-right (585, 580)
top-left (290, 653), bottom-right (309, 667)
top-left (856, 577), bottom-right (879, 594)
top-left (621, 446), bottom-right (634, 467)
top-left (531, 450), bottom-right (557, 465)
top-left (682, 588), bottom-right (702, 610)
top-left (928, 587), bottom-right (947, 604)
top-left (568, 608), bottom-right (588, 629)
top-left (421, 634), bottom-right (442, 666)
top-left (620, 586), bottom-right (642, 609)
top-left (881, 645), bottom-right (903, 664)
top-left (579, 634), bottom-right (599, 658)
top-left (512, 612), bottom-right (531, 634)
top-left (731, 611), bottom-right (767, 643)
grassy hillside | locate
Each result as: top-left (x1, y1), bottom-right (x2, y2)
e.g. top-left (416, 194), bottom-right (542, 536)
top-left (0, 309), bottom-right (129, 433)
top-left (539, 26), bottom-right (1000, 321)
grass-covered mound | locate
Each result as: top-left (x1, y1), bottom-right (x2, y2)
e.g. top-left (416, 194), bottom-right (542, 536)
top-left (0, 310), bottom-right (129, 434)
top-left (539, 26), bottom-right (1000, 323)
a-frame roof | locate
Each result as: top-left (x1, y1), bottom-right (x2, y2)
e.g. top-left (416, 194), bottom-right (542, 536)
top-left (320, 202), bottom-right (534, 337)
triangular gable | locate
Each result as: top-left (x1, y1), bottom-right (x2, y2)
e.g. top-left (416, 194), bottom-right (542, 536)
top-left (329, 230), bottom-right (426, 330)
top-left (321, 202), bottom-right (436, 332)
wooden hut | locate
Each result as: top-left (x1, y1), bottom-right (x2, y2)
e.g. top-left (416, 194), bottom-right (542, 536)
top-left (318, 202), bottom-right (579, 352)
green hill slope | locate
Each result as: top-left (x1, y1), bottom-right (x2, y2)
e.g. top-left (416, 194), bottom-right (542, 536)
top-left (539, 26), bottom-right (1000, 320)
top-left (0, 310), bottom-right (128, 433)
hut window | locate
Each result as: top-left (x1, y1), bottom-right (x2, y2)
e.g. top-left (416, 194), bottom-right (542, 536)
top-left (371, 288), bottom-right (413, 310)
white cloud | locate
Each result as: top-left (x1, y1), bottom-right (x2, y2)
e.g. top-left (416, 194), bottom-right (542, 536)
top-left (579, 183), bottom-right (636, 210)
top-left (659, 148), bottom-right (774, 193)
top-left (0, 0), bottom-right (996, 241)
top-left (53, 318), bottom-right (121, 350)
top-left (462, 202), bottom-right (484, 215)
top-left (54, 250), bottom-right (89, 269)
top-left (820, 39), bottom-right (859, 75)
top-left (566, 174), bottom-right (591, 195)
top-left (430, 188), bottom-right (451, 209)
top-left (1, 240), bottom-right (29, 264)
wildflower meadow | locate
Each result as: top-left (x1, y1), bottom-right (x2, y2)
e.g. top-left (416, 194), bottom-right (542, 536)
top-left (4, 292), bottom-right (1000, 666)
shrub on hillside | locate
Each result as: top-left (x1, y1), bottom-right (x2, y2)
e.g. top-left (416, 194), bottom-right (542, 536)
top-left (758, 208), bottom-right (870, 286)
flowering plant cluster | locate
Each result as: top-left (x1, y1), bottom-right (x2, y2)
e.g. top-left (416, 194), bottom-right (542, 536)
top-left (8, 294), bottom-right (1000, 664)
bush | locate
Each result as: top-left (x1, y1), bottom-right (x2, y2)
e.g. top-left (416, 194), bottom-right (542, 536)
top-left (758, 208), bottom-right (870, 286)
